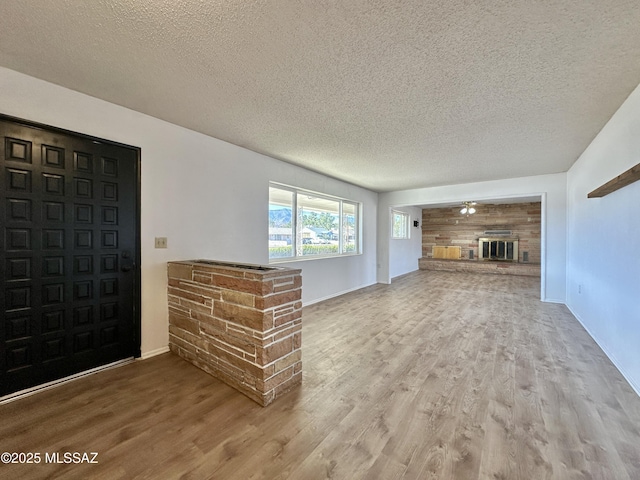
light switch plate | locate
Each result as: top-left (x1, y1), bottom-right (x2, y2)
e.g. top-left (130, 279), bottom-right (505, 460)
top-left (155, 237), bottom-right (168, 249)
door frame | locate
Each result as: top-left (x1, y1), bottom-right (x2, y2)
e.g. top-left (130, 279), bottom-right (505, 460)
top-left (1, 113), bottom-right (142, 359)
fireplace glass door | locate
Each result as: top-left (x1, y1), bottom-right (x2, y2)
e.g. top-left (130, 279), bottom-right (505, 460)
top-left (478, 238), bottom-right (518, 262)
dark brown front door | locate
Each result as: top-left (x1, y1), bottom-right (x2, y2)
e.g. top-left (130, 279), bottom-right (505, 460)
top-left (1, 115), bottom-right (140, 397)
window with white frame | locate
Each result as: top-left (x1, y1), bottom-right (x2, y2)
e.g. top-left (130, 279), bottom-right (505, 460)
top-left (268, 183), bottom-right (361, 261)
top-left (391, 210), bottom-right (410, 239)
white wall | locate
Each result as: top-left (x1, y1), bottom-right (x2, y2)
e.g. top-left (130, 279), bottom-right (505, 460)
top-left (388, 206), bottom-right (423, 279)
top-left (0, 67), bottom-right (378, 356)
top-left (378, 174), bottom-right (567, 303)
top-left (566, 83), bottom-right (640, 395)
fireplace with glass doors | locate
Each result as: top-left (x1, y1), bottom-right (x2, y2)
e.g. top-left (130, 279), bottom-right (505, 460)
top-left (478, 237), bottom-right (519, 262)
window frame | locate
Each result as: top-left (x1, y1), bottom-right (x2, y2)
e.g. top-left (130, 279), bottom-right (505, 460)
top-left (391, 209), bottom-right (410, 240)
top-left (268, 182), bottom-right (362, 263)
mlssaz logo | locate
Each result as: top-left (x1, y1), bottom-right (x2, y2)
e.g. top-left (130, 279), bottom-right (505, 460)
top-left (45, 452), bottom-right (99, 464)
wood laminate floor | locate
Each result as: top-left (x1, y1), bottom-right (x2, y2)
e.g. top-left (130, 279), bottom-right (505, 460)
top-left (1, 271), bottom-right (639, 479)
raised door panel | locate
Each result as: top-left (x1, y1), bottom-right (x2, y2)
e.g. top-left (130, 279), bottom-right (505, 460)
top-left (0, 117), bottom-right (140, 397)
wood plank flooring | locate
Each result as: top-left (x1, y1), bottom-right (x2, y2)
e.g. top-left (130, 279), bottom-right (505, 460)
top-left (1, 270), bottom-right (639, 479)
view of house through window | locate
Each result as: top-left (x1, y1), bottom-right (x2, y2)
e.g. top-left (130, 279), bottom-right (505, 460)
top-left (269, 184), bottom-right (361, 260)
top-left (342, 202), bottom-right (358, 253)
top-left (392, 210), bottom-right (410, 239)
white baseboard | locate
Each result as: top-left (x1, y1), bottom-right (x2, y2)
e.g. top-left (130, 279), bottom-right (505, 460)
top-left (391, 267), bottom-right (420, 281)
top-left (566, 304), bottom-right (640, 398)
top-left (140, 346), bottom-right (170, 360)
top-left (303, 282), bottom-right (376, 307)
top-left (542, 297), bottom-right (565, 304)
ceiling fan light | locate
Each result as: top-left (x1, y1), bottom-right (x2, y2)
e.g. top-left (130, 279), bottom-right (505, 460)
top-left (469, 207), bottom-right (476, 214)
top-left (460, 207), bottom-right (468, 214)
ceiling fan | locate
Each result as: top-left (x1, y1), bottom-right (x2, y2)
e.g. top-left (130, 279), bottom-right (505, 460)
top-left (460, 201), bottom-right (477, 215)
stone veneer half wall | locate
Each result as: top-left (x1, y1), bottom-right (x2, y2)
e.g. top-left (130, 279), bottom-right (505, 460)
top-left (167, 260), bottom-right (302, 406)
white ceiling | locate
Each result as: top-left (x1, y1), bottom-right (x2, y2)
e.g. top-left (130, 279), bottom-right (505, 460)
top-left (1, 1), bottom-right (639, 193)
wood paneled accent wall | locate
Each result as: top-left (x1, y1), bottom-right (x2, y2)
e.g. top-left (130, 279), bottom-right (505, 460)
top-left (422, 202), bottom-right (541, 264)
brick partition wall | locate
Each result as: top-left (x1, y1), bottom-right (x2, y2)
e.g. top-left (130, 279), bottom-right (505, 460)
top-left (167, 260), bottom-right (302, 407)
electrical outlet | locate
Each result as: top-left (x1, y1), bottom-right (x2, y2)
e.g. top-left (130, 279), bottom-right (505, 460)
top-left (155, 237), bottom-right (168, 249)
top-left (578, 284), bottom-right (583, 294)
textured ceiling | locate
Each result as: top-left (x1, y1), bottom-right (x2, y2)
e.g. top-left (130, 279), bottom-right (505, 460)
top-left (1, 1), bottom-right (640, 192)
